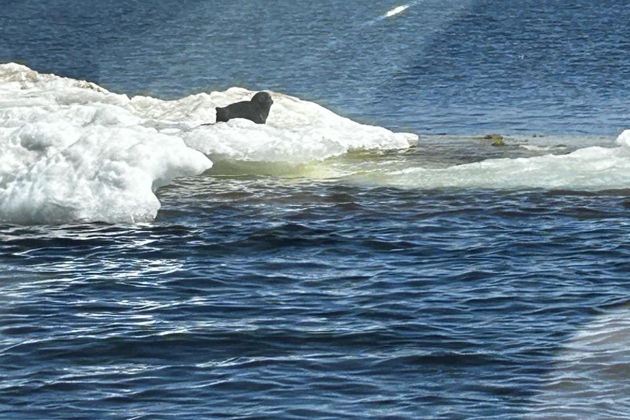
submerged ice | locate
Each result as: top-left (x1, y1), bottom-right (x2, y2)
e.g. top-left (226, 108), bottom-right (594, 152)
top-left (0, 63), bottom-right (417, 224)
top-left (382, 130), bottom-right (630, 191)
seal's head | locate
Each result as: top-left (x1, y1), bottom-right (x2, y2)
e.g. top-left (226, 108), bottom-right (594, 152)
top-left (252, 91), bottom-right (273, 108)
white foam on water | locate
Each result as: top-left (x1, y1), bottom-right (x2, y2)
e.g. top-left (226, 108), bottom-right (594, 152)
top-left (0, 63), bottom-right (417, 224)
top-left (520, 144), bottom-right (566, 152)
top-left (378, 130), bottom-right (630, 191)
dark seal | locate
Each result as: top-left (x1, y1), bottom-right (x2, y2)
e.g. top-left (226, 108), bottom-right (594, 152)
top-left (215, 91), bottom-right (273, 124)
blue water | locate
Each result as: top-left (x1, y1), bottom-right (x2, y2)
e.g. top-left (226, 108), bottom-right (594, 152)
top-left (1, 1), bottom-right (630, 419)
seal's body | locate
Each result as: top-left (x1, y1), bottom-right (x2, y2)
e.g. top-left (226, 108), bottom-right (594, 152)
top-left (216, 92), bottom-right (273, 124)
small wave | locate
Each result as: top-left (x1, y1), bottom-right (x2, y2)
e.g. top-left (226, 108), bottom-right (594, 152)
top-left (520, 144), bottom-right (566, 152)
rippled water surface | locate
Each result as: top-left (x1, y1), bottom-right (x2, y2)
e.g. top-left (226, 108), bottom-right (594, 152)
top-left (1, 0), bottom-right (630, 418)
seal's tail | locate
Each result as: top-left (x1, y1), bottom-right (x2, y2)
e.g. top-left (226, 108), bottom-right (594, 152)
top-left (199, 107), bottom-right (227, 127)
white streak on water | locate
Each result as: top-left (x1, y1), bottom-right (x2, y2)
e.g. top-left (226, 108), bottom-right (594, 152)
top-left (384, 5), bottom-right (410, 18)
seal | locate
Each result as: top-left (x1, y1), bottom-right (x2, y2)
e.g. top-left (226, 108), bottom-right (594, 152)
top-left (215, 91), bottom-right (273, 124)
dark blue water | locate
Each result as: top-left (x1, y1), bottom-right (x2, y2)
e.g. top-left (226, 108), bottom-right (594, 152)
top-left (2, 184), bottom-right (629, 418)
top-left (1, 1), bottom-right (630, 419)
